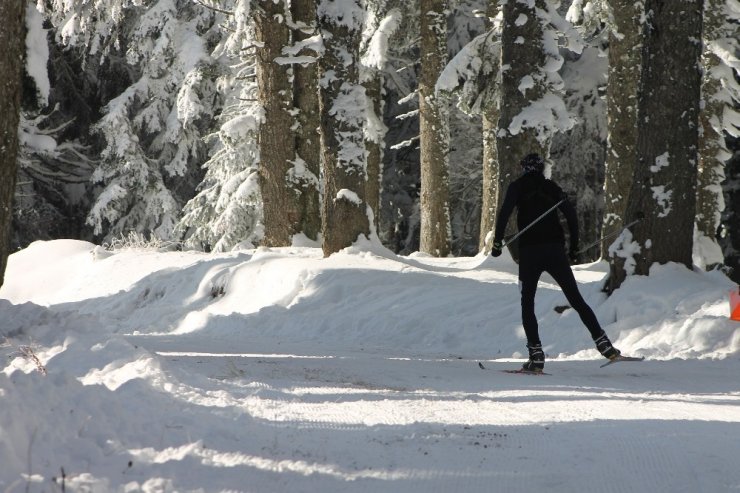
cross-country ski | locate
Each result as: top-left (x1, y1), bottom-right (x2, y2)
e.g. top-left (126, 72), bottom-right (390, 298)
top-left (600, 355), bottom-right (647, 368)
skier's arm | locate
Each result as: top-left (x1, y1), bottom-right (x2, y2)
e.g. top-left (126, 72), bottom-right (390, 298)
top-left (558, 192), bottom-right (579, 251)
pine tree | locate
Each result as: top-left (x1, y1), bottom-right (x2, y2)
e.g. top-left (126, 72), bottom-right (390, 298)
top-left (15, 5), bottom-right (93, 246)
top-left (176, 1), bottom-right (263, 252)
top-left (317, 0), bottom-right (370, 256)
top-left (419, 0), bottom-right (451, 257)
top-left (48, 0), bottom-right (221, 242)
top-left (372, 2), bottom-right (420, 253)
top-left (606, 0), bottom-right (704, 292)
top-left (361, 2), bottom-right (401, 232)
top-left (548, 3), bottom-right (610, 262)
top-left (0, 0), bottom-right (24, 286)
top-left (696, 0), bottom-right (739, 270)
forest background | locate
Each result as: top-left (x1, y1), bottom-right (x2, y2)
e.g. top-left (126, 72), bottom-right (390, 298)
top-left (5, 0), bottom-right (740, 285)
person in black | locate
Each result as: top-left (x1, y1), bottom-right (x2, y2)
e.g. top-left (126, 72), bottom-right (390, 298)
top-left (490, 153), bottom-right (620, 372)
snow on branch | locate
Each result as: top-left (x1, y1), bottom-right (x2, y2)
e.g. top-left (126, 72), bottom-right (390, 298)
top-left (361, 9), bottom-right (402, 71)
top-left (508, 94), bottom-right (574, 145)
top-left (543, 1), bottom-right (584, 55)
top-left (317, 1), bottom-right (364, 31)
top-left (436, 31), bottom-right (500, 116)
top-left (282, 33), bottom-right (324, 57)
top-left (566, 0), bottom-right (613, 33)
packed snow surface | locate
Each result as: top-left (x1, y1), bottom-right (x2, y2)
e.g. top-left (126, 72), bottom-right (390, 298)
top-left (1, 239), bottom-right (739, 492)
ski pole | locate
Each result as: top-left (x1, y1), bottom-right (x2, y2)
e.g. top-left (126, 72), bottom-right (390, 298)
top-left (576, 212), bottom-right (644, 255)
top-left (502, 199), bottom-right (565, 248)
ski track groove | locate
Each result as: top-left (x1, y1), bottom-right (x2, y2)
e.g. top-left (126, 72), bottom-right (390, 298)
top-left (127, 337), bottom-right (740, 492)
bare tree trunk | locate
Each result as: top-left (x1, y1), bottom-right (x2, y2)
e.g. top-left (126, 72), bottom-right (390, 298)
top-left (0, 0), bottom-right (24, 287)
top-left (419, 0), bottom-right (451, 257)
top-left (317, 0), bottom-right (370, 256)
top-left (497, 0), bottom-right (548, 258)
top-left (479, 2), bottom-right (501, 254)
top-left (606, 0), bottom-right (703, 293)
top-left (255, 0), bottom-right (299, 246)
top-left (601, 0), bottom-right (644, 258)
top-left (291, 0), bottom-right (322, 242)
top-left (479, 112), bottom-right (499, 253)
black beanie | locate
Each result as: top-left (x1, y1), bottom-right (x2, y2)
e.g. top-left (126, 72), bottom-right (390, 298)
top-left (520, 153), bottom-right (544, 174)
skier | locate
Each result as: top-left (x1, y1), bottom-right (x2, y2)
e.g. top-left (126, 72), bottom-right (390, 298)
top-left (490, 153), bottom-right (621, 373)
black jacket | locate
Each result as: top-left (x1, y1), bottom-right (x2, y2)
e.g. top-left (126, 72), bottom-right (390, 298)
top-left (493, 172), bottom-right (578, 249)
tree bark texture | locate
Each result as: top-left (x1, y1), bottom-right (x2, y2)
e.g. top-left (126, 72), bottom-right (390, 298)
top-left (318, 1), bottom-right (370, 256)
top-left (255, 0), bottom-right (299, 247)
top-left (291, 0), bottom-right (322, 242)
top-left (419, 0), bottom-right (451, 257)
top-left (497, 0), bottom-right (548, 258)
top-left (601, 0), bottom-right (644, 258)
top-left (606, 0), bottom-right (703, 292)
top-left (364, 76), bottom-right (383, 231)
top-left (479, 112), bottom-right (499, 253)
top-left (479, 2), bottom-right (501, 254)
top-left (0, 0), bottom-right (24, 287)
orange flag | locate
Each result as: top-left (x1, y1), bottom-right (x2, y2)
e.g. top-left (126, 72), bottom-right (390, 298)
top-left (730, 289), bottom-right (740, 321)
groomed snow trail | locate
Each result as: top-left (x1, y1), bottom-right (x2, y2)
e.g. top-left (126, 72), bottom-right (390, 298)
top-left (126, 334), bottom-right (740, 493)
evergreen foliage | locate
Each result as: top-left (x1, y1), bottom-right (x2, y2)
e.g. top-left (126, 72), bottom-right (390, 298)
top-left (6, 0), bottom-right (738, 282)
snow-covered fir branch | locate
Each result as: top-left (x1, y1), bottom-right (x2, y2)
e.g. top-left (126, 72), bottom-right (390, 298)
top-left (175, 0), bottom-right (263, 252)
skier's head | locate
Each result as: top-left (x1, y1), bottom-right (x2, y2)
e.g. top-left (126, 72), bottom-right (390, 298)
top-left (520, 153), bottom-right (545, 174)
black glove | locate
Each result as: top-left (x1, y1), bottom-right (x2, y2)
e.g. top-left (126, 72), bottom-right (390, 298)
top-left (569, 245), bottom-right (579, 264)
top-left (491, 239), bottom-right (504, 257)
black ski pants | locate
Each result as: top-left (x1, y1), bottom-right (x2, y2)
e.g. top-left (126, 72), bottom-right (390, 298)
top-left (518, 243), bottom-right (603, 347)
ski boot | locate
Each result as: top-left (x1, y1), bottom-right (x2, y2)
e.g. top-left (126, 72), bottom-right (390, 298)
top-left (522, 344), bottom-right (545, 373)
top-left (594, 332), bottom-right (621, 360)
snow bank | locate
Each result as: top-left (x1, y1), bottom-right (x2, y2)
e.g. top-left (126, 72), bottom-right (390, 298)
top-left (2, 240), bottom-right (737, 360)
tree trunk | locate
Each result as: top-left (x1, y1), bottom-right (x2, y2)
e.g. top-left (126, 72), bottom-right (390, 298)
top-left (0, 0), bottom-right (24, 287)
top-left (364, 76), bottom-right (384, 231)
top-left (291, 0), bottom-right (322, 242)
top-left (419, 0), bottom-right (451, 257)
top-left (696, 0), bottom-right (730, 270)
top-left (497, 0), bottom-right (548, 257)
top-left (255, 0), bottom-right (299, 247)
top-left (479, 2), bottom-right (501, 254)
top-left (601, 0), bottom-right (644, 258)
top-left (606, 0), bottom-right (703, 293)
top-left (479, 113), bottom-right (499, 253)
top-left (317, 0), bottom-right (370, 256)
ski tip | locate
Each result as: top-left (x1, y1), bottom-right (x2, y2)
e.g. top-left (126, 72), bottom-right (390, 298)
top-left (600, 355), bottom-right (645, 368)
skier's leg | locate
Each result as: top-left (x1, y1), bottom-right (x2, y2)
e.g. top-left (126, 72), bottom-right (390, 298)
top-left (519, 246), bottom-right (546, 371)
top-left (545, 247), bottom-right (604, 340)
top-left (547, 251), bottom-right (621, 358)
top-left (519, 247), bottom-right (543, 346)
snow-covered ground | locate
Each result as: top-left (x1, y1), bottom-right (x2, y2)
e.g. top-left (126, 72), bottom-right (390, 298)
top-left (1, 239), bottom-right (739, 492)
